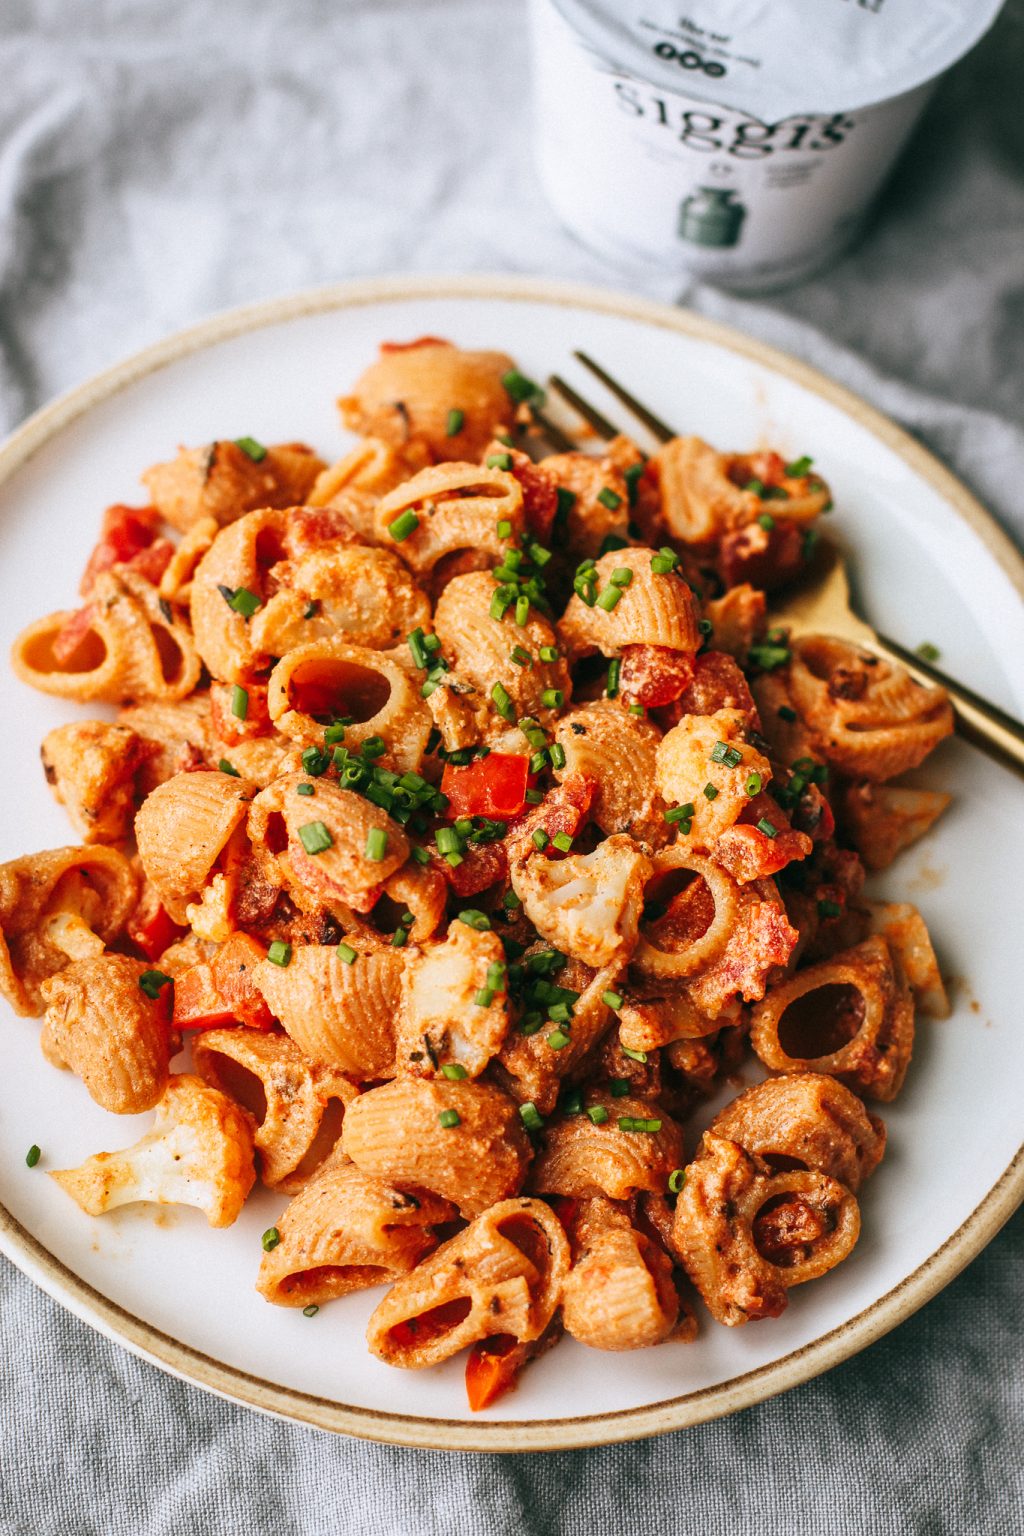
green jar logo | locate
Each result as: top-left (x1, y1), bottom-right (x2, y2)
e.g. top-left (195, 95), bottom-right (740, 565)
top-left (679, 187), bottom-right (746, 248)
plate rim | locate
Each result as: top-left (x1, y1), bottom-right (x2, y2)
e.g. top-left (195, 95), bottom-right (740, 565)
top-left (0, 272), bottom-right (1021, 1451)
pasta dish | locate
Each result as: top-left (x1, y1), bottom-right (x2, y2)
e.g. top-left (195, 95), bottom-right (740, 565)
top-left (2, 337), bottom-right (954, 1408)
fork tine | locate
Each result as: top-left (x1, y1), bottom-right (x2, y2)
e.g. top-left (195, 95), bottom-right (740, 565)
top-left (529, 405), bottom-right (577, 454)
top-left (547, 374), bottom-right (618, 441)
top-left (573, 351), bottom-right (676, 444)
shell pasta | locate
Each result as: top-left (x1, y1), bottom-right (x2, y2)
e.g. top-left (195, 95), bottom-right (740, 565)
top-left (4, 337), bottom-right (956, 1408)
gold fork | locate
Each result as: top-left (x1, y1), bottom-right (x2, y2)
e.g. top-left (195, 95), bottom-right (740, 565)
top-left (537, 352), bottom-right (1024, 779)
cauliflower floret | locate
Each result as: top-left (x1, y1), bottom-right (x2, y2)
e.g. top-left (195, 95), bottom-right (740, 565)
top-left (50, 1074), bottom-right (256, 1227)
top-left (510, 834), bottom-right (652, 969)
top-left (397, 921), bottom-right (509, 1078)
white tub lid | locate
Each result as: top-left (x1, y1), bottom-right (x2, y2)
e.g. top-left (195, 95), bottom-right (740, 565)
top-left (543, 0), bottom-right (1006, 118)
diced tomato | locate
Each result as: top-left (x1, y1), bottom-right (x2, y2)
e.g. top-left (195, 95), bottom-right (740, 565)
top-left (509, 772), bottom-right (594, 857)
top-left (80, 504), bottom-right (163, 594)
top-left (442, 754), bottom-right (530, 820)
top-left (671, 650), bottom-right (758, 726)
top-left (51, 604), bottom-right (98, 666)
top-left (127, 900), bottom-right (185, 962)
top-left (465, 1336), bottom-right (523, 1412)
top-left (714, 820), bottom-right (812, 884)
top-left (619, 644), bottom-right (694, 708)
top-left (435, 840), bottom-right (509, 898)
top-left (717, 520), bottom-right (802, 593)
top-left (380, 336), bottom-right (452, 354)
top-left (281, 507), bottom-right (360, 559)
top-left (172, 932), bottom-right (275, 1031)
top-left (499, 447), bottom-right (558, 541)
top-left (746, 451), bottom-right (787, 487)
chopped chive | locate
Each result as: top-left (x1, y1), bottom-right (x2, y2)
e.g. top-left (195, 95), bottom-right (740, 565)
top-left (586, 1105), bottom-right (609, 1125)
top-left (602, 990), bottom-right (623, 1010)
top-left (446, 408), bottom-right (464, 437)
top-left (699, 618), bottom-right (713, 636)
top-left (532, 830), bottom-right (549, 851)
top-left (519, 1101), bottom-right (544, 1131)
top-left (703, 782), bottom-right (719, 800)
top-left (496, 519), bottom-right (513, 542)
top-left (365, 827), bottom-right (388, 862)
top-left (549, 742), bottom-right (566, 770)
top-left (744, 478), bottom-right (765, 496)
top-left (502, 369), bottom-right (542, 404)
top-left (490, 587), bottom-right (514, 621)
top-left (445, 851), bottom-right (464, 867)
top-left (575, 578), bottom-right (597, 607)
top-left (555, 486), bottom-right (576, 521)
top-left (524, 788), bottom-right (544, 804)
top-left (664, 803), bottom-right (695, 824)
top-left (503, 889), bottom-right (522, 910)
top-left (230, 685), bottom-right (248, 720)
top-left (407, 628), bottom-right (429, 669)
top-left (547, 1030), bottom-right (570, 1051)
top-left (746, 771), bottom-right (763, 796)
top-left (758, 513), bottom-right (776, 532)
top-left (597, 487), bottom-right (622, 510)
top-left (486, 452), bottom-right (513, 472)
top-left (650, 546), bottom-right (678, 575)
top-left (623, 461), bottom-right (644, 504)
top-left (299, 821), bottom-right (333, 855)
top-left (486, 961), bottom-right (507, 989)
top-left (515, 595), bottom-right (530, 626)
top-left (441, 1063), bottom-right (468, 1082)
top-left (748, 643), bottom-right (791, 671)
top-left (710, 740), bottom-right (742, 768)
top-left (539, 645), bottom-right (559, 663)
top-left (541, 689), bottom-right (564, 710)
top-left (410, 845), bottom-right (431, 866)
top-left (304, 600), bottom-right (321, 620)
top-left (226, 586), bottom-right (261, 618)
top-left (262, 1226), bottom-right (281, 1251)
top-left (435, 827), bottom-right (462, 856)
top-left (387, 509), bottom-right (419, 542)
top-left (668, 1169), bottom-right (687, 1194)
top-left (218, 758), bottom-right (240, 777)
top-left (139, 969), bottom-right (172, 1000)
top-left (596, 584), bottom-right (622, 612)
top-left (25, 1144), bottom-right (41, 1168)
top-left (802, 528), bottom-right (820, 559)
top-left (301, 746), bottom-right (329, 777)
top-left (390, 927), bottom-right (408, 948)
top-left (302, 1305), bottom-right (319, 1318)
top-left (562, 1087), bottom-right (584, 1115)
top-left (785, 455), bottom-right (813, 477)
top-left (529, 750), bottom-right (548, 775)
top-left (438, 1109), bottom-right (461, 1129)
top-left (235, 436), bottom-right (267, 462)
top-left (609, 567), bottom-right (633, 588)
top-left (777, 705), bottom-right (797, 722)
top-left (267, 940), bottom-right (291, 967)
top-left (818, 898), bottom-right (842, 919)
top-left (491, 682), bottom-right (514, 721)
top-left (457, 909), bottom-right (491, 931)
top-left (756, 817), bottom-right (779, 838)
top-left (552, 831), bottom-right (573, 853)
top-left (606, 657), bottom-right (621, 698)
top-left (519, 1012), bottom-right (543, 1037)
top-left (628, 704), bottom-right (645, 717)
top-left (337, 942), bottom-right (357, 965)
top-left (323, 721), bottom-right (349, 745)
top-left (621, 1046), bottom-right (647, 1063)
top-left (473, 988), bottom-right (494, 1008)
top-left (916, 641), bottom-right (941, 663)
top-left (609, 1078), bottom-right (630, 1097)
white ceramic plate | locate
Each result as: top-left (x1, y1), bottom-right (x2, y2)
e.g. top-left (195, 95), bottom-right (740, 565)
top-left (0, 277), bottom-right (1021, 1451)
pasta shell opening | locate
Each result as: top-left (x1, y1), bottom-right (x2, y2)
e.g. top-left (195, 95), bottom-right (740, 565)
top-left (25, 620), bottom-right (107, 676)
top-left (752, 1191), bottom-right (835, 1268)
top-left (152, 624), bottom-right (187, 686)
top-left (387, 1295), bottom-right (472, 1351)
top-left (286, 657), bottom-right (392, 724)
top-left (287, 1096), bottom-right (347, 1185)
top-left (204, 1053), bottom-right (269, 1125)
top-left (777, 982), bottom-right (865, 1060)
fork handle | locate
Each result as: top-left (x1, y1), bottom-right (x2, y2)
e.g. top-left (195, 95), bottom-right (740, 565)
top-left (869, 630), bottom-right (1024, 779)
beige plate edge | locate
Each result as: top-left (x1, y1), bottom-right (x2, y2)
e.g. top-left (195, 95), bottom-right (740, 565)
top-left (0, 272), bottom-right (1021, 1451)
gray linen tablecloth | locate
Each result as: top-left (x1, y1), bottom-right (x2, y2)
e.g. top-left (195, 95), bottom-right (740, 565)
top-left (1, 3), bottom-right (1021, 1531)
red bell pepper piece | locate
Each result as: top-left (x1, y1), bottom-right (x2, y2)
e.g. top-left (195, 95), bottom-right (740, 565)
top-left (127, 900), bottom-right (185, 962)
top-left (172, 932), bottom-right (275, 1031)
top-left (441, 753), bottom-right (529, 820)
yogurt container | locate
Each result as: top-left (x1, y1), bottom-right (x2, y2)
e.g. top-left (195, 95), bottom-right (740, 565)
top-left (529, 0), bottom-right (1006, 291)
